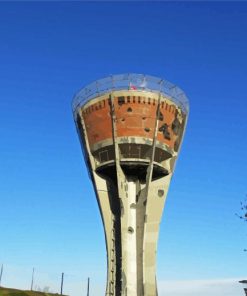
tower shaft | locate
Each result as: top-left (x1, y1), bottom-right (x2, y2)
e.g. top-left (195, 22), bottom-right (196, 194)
top-left (76, 89), bottom-right (186, 295)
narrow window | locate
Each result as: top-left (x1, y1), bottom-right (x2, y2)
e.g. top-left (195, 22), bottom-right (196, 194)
top-left (118, 96), bottom-right (125, 106)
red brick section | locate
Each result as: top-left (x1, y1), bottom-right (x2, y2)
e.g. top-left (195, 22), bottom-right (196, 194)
top-left (82, 98), bottom-right (112, 148)
top-left (82, 95), bottom-right (181, 150)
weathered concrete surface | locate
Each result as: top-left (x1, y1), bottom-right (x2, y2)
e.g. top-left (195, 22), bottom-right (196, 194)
top-left (74, 90), bottom-right (188, 296)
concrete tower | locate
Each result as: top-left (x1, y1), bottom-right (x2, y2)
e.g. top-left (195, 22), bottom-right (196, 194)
top-left (72, 74), bottom-right (189, 296)
top-left (239, 280), bottom-right (247, 295)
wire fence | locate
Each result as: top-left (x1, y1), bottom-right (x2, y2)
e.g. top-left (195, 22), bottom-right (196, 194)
top-left (0, 263), bottom-right (101, 296)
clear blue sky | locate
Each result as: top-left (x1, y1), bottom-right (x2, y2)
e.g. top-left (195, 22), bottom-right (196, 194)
top-left (0, 2), bottom-right (247, 295)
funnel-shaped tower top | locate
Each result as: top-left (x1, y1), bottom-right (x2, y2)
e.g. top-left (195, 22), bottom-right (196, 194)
top-left (72, 73), bottom-right (189, 115)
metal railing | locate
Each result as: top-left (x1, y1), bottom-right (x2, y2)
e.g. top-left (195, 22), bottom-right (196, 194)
top-left (72, 73), bottom-right (189, 114)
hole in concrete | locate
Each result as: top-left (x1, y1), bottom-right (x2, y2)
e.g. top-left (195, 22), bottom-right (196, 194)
top-left (128, 227), bottom-right (134, 234)
top-left (130, 203), bottom-right (136, 209)
top-left (158, 189), bottom-right (164, 197)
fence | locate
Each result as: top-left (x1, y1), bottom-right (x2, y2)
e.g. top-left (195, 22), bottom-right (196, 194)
top-left (0, 263), bottom-right (101, 296)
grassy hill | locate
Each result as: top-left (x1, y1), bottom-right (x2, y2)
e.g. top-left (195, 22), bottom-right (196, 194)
top-left (0, 287), bottom-right (67, 296)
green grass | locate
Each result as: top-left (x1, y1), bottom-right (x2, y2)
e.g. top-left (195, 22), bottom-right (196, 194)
top-left (0, 287), bottom-right (67, 296)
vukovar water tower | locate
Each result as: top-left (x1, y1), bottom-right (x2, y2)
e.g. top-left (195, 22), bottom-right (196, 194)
top-left (72, 74), bottom-right (189, 296)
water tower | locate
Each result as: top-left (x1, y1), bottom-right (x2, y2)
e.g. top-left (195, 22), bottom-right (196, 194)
top-left (72, 74), bottom-right (189, 296)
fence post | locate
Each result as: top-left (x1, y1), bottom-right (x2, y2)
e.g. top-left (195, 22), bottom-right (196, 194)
top-left (87, 277), bottom-right (90, 296)
top-left (0, 264), bottom-right (3, 286)
top-left (31, 268), bottom-right (35, 291)
top-left (60, 272), bottom-right (64, 295)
